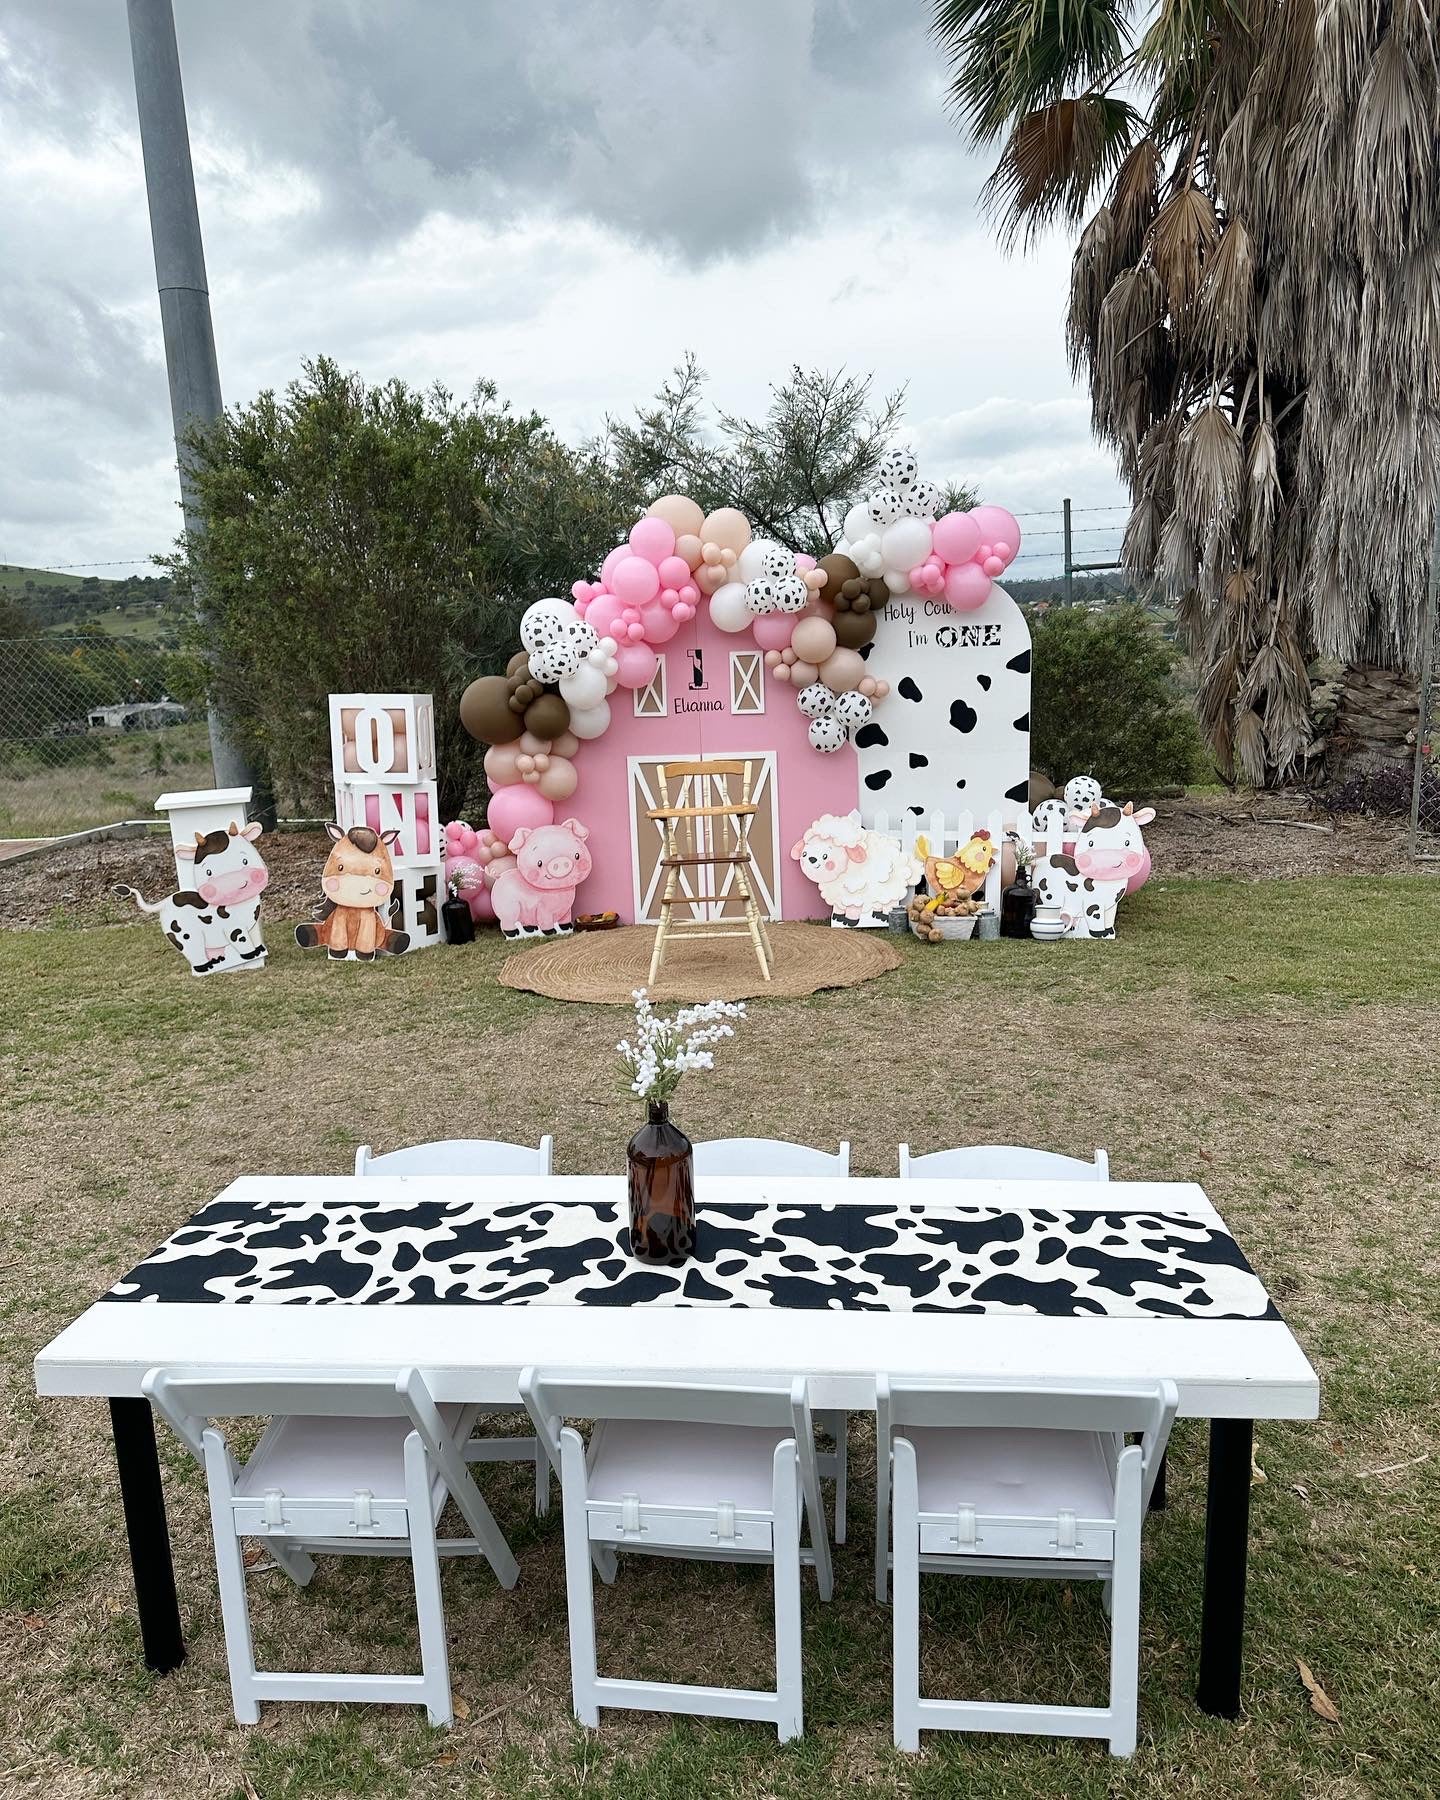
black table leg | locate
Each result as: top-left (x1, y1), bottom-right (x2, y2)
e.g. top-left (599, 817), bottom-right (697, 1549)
top-left (1150, 1446), bottom-right (1168, 1512)
top-left (1196, 1417), bottom-right (1252, 1717)
top-left (109, 1397), bottom-right (185, 1673)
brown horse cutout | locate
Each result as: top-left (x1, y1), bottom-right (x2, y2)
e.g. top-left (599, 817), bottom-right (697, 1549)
top-left (295, 824), bottom-right (411, 960)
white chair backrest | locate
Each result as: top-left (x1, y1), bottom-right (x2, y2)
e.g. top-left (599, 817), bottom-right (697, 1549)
top-left (898, 1143), bottom-right (1108, 1182)
top-left (142, 1365), bottom-right (449, 1467)
top-left (522, 1370), bottom-right (804, 1435)
top-left (877, 1376), bottom-right (1177, 1510)
top-left (692, 1138), bottom-right (850, 1178)
top-left (355, 1135), bottom-right (554, 1177)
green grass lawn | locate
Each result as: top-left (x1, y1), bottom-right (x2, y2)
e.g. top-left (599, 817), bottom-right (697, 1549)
top-left (1, 876), bottom-right (1437, 1798)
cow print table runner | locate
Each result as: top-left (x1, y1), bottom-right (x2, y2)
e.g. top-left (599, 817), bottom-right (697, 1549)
top-left (105, 1196), bottom-right (1279, 1320)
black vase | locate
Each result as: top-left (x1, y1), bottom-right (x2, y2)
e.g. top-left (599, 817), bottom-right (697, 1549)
top-left (1000, 875), bottom-right (1037, 940)
top-left (442, 897), bottom-right (475, 944)
top-left (627, 1100), bottom-right (695, 1265)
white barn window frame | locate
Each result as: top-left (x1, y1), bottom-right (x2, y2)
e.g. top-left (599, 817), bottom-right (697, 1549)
top-left (730, 650), bottom-right (765, 716)
top-left (634, 656), bottom-right (668, 718)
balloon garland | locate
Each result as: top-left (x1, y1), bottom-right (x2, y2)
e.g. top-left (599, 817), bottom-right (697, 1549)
top-left (458, 463), bottom-right (1023, 785)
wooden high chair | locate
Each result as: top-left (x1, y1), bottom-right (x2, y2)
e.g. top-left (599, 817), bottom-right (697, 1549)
top-left (646, 758), bottom-right (773, 985)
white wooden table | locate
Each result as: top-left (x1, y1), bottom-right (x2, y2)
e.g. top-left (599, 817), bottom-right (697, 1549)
top-left (35, 1173), bottom-right (1319, 1720)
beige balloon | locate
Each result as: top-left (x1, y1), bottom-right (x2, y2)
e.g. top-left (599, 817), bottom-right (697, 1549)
top-left (648, 494), bottom-right (705, 538)
top-left (791, 616), bottom-right (838, 665)
top-left (675, 532), bottom-right (705, 570)
top-left (537, 757), bottom-right (578, 802)
top-left (820, 647), bottom-right (866, 692)
top-left (550, 729), bottom-right (580, 758)
top-left (700, 507), bottom-right (752, 556)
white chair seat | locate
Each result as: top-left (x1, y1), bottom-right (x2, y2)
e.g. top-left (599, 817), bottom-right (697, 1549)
top-left (908, 1426), bottom-right (1114, 1522)
top-left (238, 1404), bottom-right (479, 1510)
top-left (588, 1420), bottom-right (790, 1510)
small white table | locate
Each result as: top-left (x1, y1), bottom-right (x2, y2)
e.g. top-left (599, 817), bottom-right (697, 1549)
top-left (35, 1174), bottom-right (1319, 1719)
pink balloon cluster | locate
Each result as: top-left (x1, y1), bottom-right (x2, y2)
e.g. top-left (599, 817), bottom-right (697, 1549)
top-left (443, 820), bottom-right (517, 924)
top-left (907, 505), bottom-right (1022, 613)
top-left (572, 514), bottom-right (703, 694)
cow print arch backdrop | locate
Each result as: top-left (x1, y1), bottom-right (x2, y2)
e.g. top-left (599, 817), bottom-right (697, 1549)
top-left (453, 462), bottom-right (1030, 928)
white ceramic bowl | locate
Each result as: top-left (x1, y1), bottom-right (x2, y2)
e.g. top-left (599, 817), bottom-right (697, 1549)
top-left (1030, 921), bottom-right (1067, 940)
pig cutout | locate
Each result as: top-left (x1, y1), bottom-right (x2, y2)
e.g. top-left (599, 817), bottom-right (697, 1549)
top-left (491, 817), bottom-right (592, 939)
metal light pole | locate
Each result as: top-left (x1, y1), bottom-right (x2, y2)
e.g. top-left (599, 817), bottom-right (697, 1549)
top-left (126, 0), bottom-right (259, 795)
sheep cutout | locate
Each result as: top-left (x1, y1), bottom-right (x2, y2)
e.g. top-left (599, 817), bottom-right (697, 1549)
top-left (791, 810), bottom-right (923, 929)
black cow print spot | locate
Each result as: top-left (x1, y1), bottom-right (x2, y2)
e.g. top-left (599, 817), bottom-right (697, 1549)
top-left (909, 805), bottom-right (924, 816)
top-left (949, 698), bottom-right (978, 733)
top-left (864, 770), bottom-right (892, 791)
top-left (955, 778), bottom-right (967, 789)
top-left (1013, 712), bottom-right (1030, 732)
top-left (898, 677), bottom-right (923, 703)
top-left (854, 722), bottom-right (889, 749)
top-left (1007, 648), bottom-right (1032, 673)
top-left (1005, 780), bottom-right (1030, 802)
top-left (908, 753), bottom-right (928, 768)
top-left (976, 674), bottom-right (992, 691)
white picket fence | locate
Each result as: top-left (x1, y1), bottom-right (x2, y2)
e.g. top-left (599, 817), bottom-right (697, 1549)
top-left (869, 808), bottom-right (1008, 913)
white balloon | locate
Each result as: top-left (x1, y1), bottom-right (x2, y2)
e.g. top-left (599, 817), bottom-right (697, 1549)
top-left (808, 715), bottom-right (847, 754)
top-left (883, 568), bottom-right (911, 595)
top-left (566, 699), bottom-right (611, 740)
top-left (709, 580), bottom-right (753, 633)
top-left (588, 635), bottom-right (619, 677)
top-left (881, 517), bottom-right (933, 573)
top-left (850, 533), bottom-right (885, 576)
top-left (520, 597), bottom-right (576, 653)
top-left (843, 502), bottom-right (876, 543)
top-left (735, 537), bottom-right (787, 583)
top-left (558, 660), bottom-right (607, 710)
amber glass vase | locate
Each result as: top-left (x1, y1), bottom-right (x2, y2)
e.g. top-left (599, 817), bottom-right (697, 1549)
top-left (627, 1100), bottom-right (696, 1264)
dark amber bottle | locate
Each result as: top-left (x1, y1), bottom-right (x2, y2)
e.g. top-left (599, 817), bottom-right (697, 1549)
top-left (627, 1100), bottom-right (695, 1264)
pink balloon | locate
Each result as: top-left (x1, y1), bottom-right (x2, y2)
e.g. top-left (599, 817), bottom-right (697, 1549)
top-left (751, 614), bottom-right (795, 652)
top-left (614, 641), bottom-right (659, 689)
top-left (639, 600), bottom-right (681, 644)
top-left (601, 545), bottom-right (629, 586)
top-left (932, 511), bottom-right (983, 566)
top-left (468, 882), bottom-right (496, 924)
top-left (969, 506), bottom-right (1022, 564)
top-left (628, 515), bottom-right (676, 566)
top-left (793, 552), bottom-right (816, 570)
top-left (487, 783), bottom-right (554, 846)
top-left (585, 592), bottom-right (627, 640)
top-left (944, 561), bottom-right (992, 611)
top-left (983, 555), bottom-right (1005, 577)
top-left (656, 554), bottom-right (691, 589)
top-left (611, 555), bottom-right (661, 604)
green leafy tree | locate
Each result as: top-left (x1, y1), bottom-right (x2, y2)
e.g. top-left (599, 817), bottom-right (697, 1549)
top-left (1029, 603), bottom-right (1206, 791)
top-left (929, 0), bottom-right (1440, 785)
top-left (605, 356), bottom-right (975, 556)
top-left (167, 358), bottom-right (628, 818)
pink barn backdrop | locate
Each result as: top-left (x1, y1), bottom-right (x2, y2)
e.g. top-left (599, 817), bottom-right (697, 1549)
top-left (568, 609), bottom-right (858, 923)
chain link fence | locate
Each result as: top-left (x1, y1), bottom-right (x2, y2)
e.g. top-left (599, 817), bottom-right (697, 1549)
top-left (0, 635), bottom-right (213, 844)
top-left (1411, 569), bottom-right (1440, 855)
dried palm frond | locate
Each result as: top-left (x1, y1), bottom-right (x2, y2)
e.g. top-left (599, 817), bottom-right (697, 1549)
top-left (1246, 408), bottom-right (1281, 550)
top-left (1157, 506), bottom-right (1199, 598)
top-left (984, 96), bottom-right (1142, 244)
top-left (1175, 404), bottom-right (1243, 539)
top-left (1109, 138), bottom-right (1163, 258)
top-left (1232, 705), bottom-right (1270, 784)
top-left (1067, 205), bottom-right (1117, 376)
top-left (1352, 30), bottom-right (1435, 264)
top-left (1200, 217), bottom-right (1255, 361)
top-left (1148, 185), bottom-right (1220, 317)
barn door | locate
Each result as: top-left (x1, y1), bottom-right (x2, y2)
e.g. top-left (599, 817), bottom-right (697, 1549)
top-left (628, 753), bottom-right (781, 925)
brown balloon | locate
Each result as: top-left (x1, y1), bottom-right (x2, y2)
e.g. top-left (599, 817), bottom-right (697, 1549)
top-left (835, 571), bottom-right (890, 615)
top-left (459, 674), bottom-right (523, 745)
top-left (832, 607), bottom-right (878, 650)
top-left (523, 692), bottom-right (571, 739)
top-left (816, 552), bottom-right (859, 599)
top-left (506, 649), bottom-right (531, 677)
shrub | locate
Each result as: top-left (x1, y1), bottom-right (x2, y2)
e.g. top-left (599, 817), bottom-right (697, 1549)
top-left (1028, 603), bottom-right (1207, 793)
top-left (1319, 759), bottom-right (1435, 819)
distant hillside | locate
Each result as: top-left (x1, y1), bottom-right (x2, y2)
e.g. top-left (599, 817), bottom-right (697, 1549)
top-left (0, 565), bottom-right (181, 642)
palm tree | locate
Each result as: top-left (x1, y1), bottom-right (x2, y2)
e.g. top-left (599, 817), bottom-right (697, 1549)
top-left (929, 0), bottom-right (1440, 783)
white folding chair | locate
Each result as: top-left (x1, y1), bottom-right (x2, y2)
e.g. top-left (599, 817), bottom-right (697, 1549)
top-left (521, 1369), bottom-right (834, 1742)
top-left (898, 1143), bottom-right (1109, 1181)
top-left (691, 1136), bottom-right (852, 1546)
top-left (143, 1365), bottom-right (520, 1727)
top-left (354, 1134), bottom-right (555, 1513)
top-left (876, 1376), bottom-right (1176, 1756)
top-left (354, 1135), bottom-right (554, 1177)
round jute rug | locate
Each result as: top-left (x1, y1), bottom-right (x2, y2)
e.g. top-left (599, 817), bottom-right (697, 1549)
top-left (497, 921), bottom-right (902, 1005)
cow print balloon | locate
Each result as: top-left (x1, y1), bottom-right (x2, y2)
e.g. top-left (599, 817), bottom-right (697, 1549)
top-left (867, 488), bottom-right (908, 526)
top-left (745, 578), bottom-right (780, 615)
top-left (771, 573), bottom-right (810, 613)
top-left (876, 447), bottom-right (919, 492)
top-left (808, 714), bottom-right (848, 753)
top-left (1063, 775), bottom-right (1104, 815)
top-left (1028, 798), bottom-right (1069, 839)
top-left (832, 690), bottom-right (873, 730)
top-left (797, 681), bottom-right (837, 719)
top-left (760, 546), bottom-right (794, 581)
top-left (527, 617), bottom-right (597, 683)
top-left (906, 479), bottom-right (940, 519)
top-left (520, 598), bottom-right (577, 653)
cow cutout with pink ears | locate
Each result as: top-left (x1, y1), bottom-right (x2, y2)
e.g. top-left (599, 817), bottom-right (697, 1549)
top-left (117, 820), bottom-right (270, 975)
top-left (490, 818), bottom-right (592, 938)
top-left (1032, 802), bottom-right (1155, 939)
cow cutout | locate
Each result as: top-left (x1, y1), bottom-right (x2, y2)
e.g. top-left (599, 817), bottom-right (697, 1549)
top-left (117, 821), bottom-right (269, 976)
top-left (1032, 802), bottom-right (1154, 939)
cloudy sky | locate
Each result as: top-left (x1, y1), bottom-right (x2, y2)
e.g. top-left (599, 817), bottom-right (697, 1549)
top-left (0, 0), bottom-right (1128, 581)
